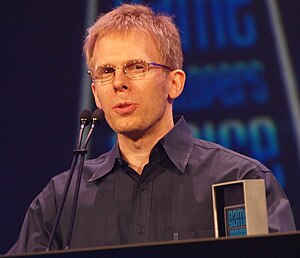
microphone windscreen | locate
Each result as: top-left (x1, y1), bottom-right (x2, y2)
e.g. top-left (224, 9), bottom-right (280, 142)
top-left (92, 109), bottom-right (105, 124)
top-left (80, 109), bottom-right (92, 125)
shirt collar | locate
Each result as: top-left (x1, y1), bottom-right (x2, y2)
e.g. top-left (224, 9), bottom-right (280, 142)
top-left (88, 116), bottom-right (193, 182)
top-left (88, 143), bottom-right (120, 182)
top-left (159, 116), bottom-right (194, 173)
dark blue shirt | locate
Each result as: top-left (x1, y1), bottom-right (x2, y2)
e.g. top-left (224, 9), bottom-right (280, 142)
top-left (8, 116), bottom-right (296, 253)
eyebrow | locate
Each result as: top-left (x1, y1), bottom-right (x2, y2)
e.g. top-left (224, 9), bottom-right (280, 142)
top-left (94, 59), bottom-right (148, 68)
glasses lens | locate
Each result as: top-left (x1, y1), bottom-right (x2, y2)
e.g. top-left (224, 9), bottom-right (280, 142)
top-left (93, 66), bottom-right (115, 82)
top-left (125, 60), bottom-right (148, 78)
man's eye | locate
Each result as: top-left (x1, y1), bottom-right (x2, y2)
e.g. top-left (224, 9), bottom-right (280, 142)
top-left (94, 67), bottom-right (114, 78)
top-left (133, 64), bottom-right (145, 69)
top-left (101, 67), bottom-right (114, 74)
top-left (127, 63), bottom-right (146, 70)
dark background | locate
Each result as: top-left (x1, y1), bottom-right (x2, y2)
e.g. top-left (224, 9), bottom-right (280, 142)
top-left (1, 0), bottom-right (299, 254)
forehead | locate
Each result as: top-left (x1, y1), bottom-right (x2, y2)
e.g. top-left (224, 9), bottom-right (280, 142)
top-left (92, 31), bottom-right (162, 66)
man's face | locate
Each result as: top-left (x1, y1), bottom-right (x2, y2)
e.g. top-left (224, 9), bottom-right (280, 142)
top-left (91, 33), bottom-right (175, 139)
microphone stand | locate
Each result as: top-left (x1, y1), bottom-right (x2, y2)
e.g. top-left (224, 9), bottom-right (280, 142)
top-left (64, 109), bottom-right (103, 250)
top-left (46, 110), bottom-right (91, 252)
top-left (64, 130), bottom-right (92, 249)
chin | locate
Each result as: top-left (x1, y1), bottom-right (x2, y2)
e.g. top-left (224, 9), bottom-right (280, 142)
top-left (114, 126), bottom-right (141, 135)
top-left (109, 115), bottom-right (137, 128)
top-left (113, 123), bottom-right (147, 139)
top-left (110, 121), bottom-right (139, 133)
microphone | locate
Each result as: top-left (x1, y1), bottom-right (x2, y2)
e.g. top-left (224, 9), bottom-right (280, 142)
top-left (92, 108), bottom-right (105, 125)
top-left (64, 108), bottom-right (104, 250)
top-left (80, 109), bottom-right (92, 125)
top-left (83, 108), bottom-right (105, 148)
top-left (46, 109), bottom-right (92, 252)
top-left (77, 109), bottom-right (92, 149)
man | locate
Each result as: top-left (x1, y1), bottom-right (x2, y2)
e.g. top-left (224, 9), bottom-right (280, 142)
top-left (8, 3), bottom-right (295, 253)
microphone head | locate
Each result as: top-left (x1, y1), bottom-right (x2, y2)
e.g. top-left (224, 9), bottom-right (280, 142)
top-left (92, 108), bottom-right (105, 125)
top-left (80, 109), bottom-right (92, 126)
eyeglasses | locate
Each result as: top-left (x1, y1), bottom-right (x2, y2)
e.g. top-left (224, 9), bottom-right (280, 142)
top-left (88, 60), bottom-right (172, 84)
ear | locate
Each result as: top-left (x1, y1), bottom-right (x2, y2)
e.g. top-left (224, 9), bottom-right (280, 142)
top-left (91, 83), bottom-right (102, 109)
top-left (167, 69), bottom-right (186, 100)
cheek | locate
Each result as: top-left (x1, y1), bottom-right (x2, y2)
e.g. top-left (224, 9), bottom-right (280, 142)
top-left (94, 88), bottom-right (111, 109)
top-left (145, 84), bottom-right (168, 112)
top-left (153, 79), bottom-right (169, 100)
top-left (147, 74), bottom-right (168, 95)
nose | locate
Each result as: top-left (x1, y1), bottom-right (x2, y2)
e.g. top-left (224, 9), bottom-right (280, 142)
top-left (113, 67), bottom-right (130, 92)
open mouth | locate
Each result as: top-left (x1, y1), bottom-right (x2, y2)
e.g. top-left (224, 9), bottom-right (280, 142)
top-left (113, 102), bottom-right (138, 115)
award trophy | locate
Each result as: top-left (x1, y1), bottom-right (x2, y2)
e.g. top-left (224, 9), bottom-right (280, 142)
top-left (212, 179), bottom-right (268, 238)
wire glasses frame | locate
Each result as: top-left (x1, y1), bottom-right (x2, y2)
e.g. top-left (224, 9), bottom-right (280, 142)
top-left (88, 59), bottom-right (172, 84)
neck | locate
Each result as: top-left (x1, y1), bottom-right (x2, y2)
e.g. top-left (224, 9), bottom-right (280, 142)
top-left (117, 118), bottom-right (174, 174)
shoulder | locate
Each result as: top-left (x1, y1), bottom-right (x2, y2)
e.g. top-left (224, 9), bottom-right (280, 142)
top-left (188, 137), bottom-right (270, 178)
top-left (46, 149), bottom-right (113, 192)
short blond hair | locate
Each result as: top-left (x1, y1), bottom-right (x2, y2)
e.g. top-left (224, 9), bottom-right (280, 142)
top-left (83, 4), bottom-right (183, 70)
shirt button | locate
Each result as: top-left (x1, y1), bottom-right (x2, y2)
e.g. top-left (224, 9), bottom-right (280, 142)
top-left (140, 183), bottom-right (147, 190)
top-left (116, 158), bottom-right (123, 166)
top-left (138, 226), bottom-right (145, 234)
